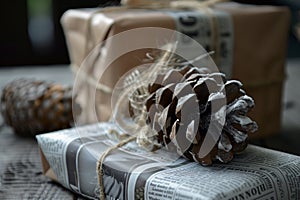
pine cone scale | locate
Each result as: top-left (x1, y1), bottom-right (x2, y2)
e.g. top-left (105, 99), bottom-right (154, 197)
top-left (1, 79), bottom-right (76, 136)
top-left (128, 59), bottom-right (257, 165)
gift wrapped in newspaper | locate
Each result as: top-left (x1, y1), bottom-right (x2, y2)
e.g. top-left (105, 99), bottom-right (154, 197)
top-left (61, 0), bottom-right (290, 139)
top-left (36, 122), bottom-right (300, 200)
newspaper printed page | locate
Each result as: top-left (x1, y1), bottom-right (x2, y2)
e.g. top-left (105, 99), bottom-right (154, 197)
top-left (62, 124), bottom-right (188, 199)
top-left (169, 9), bottom-right (233, 76)
top-left (36, 124), bottom-right (106, 189)
top-left (37, 123), bottom-right (185, 199)
top-left (37, 123), bottom-right (300, 200)
top-left (144, 145), bottom-right (300, 200)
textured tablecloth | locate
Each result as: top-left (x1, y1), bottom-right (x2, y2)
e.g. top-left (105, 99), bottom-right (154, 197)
top-left (0, 126), bottom-right (85, 200)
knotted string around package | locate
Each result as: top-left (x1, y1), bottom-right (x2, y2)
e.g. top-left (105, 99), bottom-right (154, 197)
top-left (94, 59), bottom-right (258, 200)
top-left (96, 48), bottom-right (258, 200)
top-left (71, 0), bottom-right (229, 96)
top-left (90, 0), bottom-right (242, 199)
top-left (96, 135), bottom-right (136, 200)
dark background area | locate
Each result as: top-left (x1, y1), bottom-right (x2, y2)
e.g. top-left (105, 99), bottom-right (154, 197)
top-left (0, 0), bottom-right (120, 66)
top-left (0, 0), bottom-right (299, 66)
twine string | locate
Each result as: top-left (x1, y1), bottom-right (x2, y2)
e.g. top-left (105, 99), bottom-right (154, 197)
top-left (81, 0), bottom-right (228, 199)
top-left (72, 0), bottom-right (229, 95)
top-left (96, 135), bottom-right (136, 200)
top-left (77, 1), bottom-right (285, 198)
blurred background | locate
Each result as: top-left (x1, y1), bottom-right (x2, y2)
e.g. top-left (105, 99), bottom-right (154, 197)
top-left (0, 0), bottom-right (300, 153)
top-left (0, 0), bottom-right (120, 66)
top-left (0, 0), bottom-right (299, 66)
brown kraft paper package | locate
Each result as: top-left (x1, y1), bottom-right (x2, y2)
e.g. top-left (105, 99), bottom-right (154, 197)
top-left (61, 2), bottom-right (290, 138)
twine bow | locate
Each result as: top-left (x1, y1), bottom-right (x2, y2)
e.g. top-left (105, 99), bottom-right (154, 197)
top-left (75, 0), bottom-right (229, 199)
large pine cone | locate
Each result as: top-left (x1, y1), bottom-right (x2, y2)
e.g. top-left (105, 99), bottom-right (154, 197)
top-left (1, 79), bottom-right (77, 136)
top-left (129, 65), bottom-right (257, 165)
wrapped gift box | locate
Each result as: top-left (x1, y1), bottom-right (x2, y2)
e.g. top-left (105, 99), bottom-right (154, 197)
top-left (36, 122), bottom-right (300, 200)
top-left (61, 2), bottom-right (290, 138)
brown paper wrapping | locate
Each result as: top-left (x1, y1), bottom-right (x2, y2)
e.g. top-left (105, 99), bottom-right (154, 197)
top-left (61, 3), bottom-right (290, 138)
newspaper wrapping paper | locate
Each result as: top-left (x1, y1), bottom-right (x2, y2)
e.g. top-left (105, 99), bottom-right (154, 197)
top-left (36, 123), bottom-right (300, 200)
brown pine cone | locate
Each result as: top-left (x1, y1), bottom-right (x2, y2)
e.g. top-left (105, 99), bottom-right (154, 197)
top-left (129, 65), bottom-right (257, 165)
top-left (1, 79), bottom-right (79, 136)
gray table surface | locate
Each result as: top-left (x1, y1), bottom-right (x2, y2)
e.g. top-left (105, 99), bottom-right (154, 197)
top-left (0, 60), bottom-right (299, 199)
top-left (0, 65), bottom-right (84, 199)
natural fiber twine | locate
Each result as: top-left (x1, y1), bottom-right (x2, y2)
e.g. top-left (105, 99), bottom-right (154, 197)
top-left (70, 0), bottom-right (229, 199)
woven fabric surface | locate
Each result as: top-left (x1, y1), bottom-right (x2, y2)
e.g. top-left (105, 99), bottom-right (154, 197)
top-left (0, 126), bottom-right (85, 200)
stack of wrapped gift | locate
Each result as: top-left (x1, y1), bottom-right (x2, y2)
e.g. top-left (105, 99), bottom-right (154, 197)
top-left (61, 0), bottom-right (290, 138)
top-left (37, 122), bottom-right (300, 199)
top-left (36, 2), bottom-right (300, 199)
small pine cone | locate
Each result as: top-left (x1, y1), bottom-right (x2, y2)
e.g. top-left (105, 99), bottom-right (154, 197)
top-left (1, 79), bottom-right (78, 136)
top-left (130, 65), bottom-right (257, 165)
